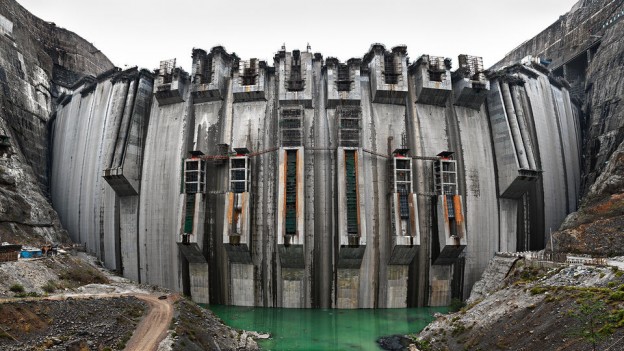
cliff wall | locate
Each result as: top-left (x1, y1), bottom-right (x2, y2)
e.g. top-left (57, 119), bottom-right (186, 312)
top-left (0, 0), bottom-right (112, 244)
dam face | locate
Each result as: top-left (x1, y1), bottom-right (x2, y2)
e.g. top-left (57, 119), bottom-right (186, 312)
top-left (50, 44), bottom-right (581, 308)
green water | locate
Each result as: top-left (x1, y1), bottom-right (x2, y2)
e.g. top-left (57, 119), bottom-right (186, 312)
top-left (206, 305), bottom-right (447, 351)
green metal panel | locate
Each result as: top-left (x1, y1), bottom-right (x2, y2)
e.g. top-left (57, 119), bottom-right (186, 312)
top-left (184, 194), bottom-right (195, 233)
top-left (345, 150), bottom-right (358, 235)
top-left (285, 150), bottom-right (297, 235)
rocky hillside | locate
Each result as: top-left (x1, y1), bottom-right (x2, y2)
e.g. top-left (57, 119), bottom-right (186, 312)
top-left (0, 0), bottom-right (113, 245)
top-left (553, 141), bottom-right (624, 255)
top-left (416, 256), bottom-right (624, 350)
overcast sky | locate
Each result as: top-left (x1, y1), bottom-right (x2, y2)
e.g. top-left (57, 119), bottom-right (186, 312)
top-left (18, 0), bottom-right (578, 71)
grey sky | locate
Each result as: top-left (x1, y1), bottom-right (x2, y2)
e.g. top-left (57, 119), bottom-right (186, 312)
top-left (18, 0), bottom-right (578, 71)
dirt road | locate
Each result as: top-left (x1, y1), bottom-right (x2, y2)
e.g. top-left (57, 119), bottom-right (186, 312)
top-left (124, 294), bottom-right (175, 351)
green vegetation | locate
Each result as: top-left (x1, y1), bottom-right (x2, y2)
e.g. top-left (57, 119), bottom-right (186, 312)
top-left (408, 337), bottom-right (431, 351)
top-left (449, 298), bottom-right (466, 312)
top-left (530, 286), bottom-right (549, 295)
top-left (41, 280), bottom-right (57, 294)
top-left (609, 291), bottom-right (624, 301)
top-left (58, 263), bottom-right (108, 287)
top-left (116, 331), bottom-right (133, 350)
top-left (9, 284), bottom-right (24, 293)
top-left (568, 299), bottom-right (609, 351)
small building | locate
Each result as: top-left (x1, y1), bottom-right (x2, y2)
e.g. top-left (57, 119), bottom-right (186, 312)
top-left (0, 245), bottom-right (22, 262)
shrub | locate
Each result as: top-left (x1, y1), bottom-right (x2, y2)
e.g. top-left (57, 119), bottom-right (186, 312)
top-left (42, 281), bottom-right (56, 294)
top-left (58, 265), bottom-right (108, 286)
top-left (9, 284), bottom-right (24, 293)
top-left (609, 291), bottom-right (624, 301)
top-left (449, 298), bottom-right (466, 312)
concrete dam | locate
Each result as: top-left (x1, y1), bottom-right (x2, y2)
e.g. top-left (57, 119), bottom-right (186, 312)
top-left (49, 44), bottom-right (581, 308)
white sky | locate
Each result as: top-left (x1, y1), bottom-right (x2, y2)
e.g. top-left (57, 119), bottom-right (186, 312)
top-left (17, 0), bottom-right (578, 71)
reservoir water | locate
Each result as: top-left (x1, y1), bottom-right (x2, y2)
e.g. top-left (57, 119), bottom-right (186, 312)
top-left (207, 305), bottom-right (447, 350)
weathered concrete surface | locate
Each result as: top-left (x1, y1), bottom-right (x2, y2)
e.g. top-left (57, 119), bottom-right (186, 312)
top-left (46, 44), bottom-right (581, 309)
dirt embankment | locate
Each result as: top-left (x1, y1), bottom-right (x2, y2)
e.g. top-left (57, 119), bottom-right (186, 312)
top-left (165, 299), bottom-right (260, 351)
top-left (0, 297), bottom-right (146, 350)
top-left (0, 253), bottom-right (260, 351)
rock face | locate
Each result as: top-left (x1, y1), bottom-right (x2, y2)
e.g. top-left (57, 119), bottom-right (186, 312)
top-left (553, 142), bottom-right (624, 255)
top-left (0, 0), bottom-right (113, 245)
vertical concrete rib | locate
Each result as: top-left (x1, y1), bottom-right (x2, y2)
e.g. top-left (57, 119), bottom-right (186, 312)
top-left (510, 84), bottom-right (537, 170)
top-left (314, 63), bottom-right (333, 308)
top-left (523, 75), bottom-right (568, 244)
top-left (500, 82), bottom-right (529, 169)
top-left (453, 106), bottom-right (499, 297)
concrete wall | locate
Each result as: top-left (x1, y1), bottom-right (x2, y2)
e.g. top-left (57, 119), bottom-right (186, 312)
top-left (49, 45), bottom-right (582, 307)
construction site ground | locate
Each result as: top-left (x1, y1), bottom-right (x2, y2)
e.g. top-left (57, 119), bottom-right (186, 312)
top-left (0, 252), bottom-right (260, 351)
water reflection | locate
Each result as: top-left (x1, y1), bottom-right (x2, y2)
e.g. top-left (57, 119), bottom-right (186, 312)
top-left (206, 305), bottom-right (446, 351)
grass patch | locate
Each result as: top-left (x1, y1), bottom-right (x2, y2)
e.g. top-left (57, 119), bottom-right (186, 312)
top-left (530, 286), bottom-right (549, 295)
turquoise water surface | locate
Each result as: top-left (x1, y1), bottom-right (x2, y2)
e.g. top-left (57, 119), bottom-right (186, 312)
top-left (206, 305), bottom-right (447, 351)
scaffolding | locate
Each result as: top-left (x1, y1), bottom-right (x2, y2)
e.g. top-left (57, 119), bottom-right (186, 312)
top-left (434, 151), bottom-right (458, 228)
top-left (392, 154), bottom-right (412, 219)
top-left (201, 55), bottom-right (213, 84)
top-left (280, 107), bottom-right (303, 147)
top-left (229, 151), bottom-right (250, 193)
top-left (458, 55), bottom-right (486, 83)
top-left (240, 59), bottom-right (258, 86)
top-left (336, 64), bottom-right (352, 91)
top-left (160, 58), bottom-right (176, 84)
top-left (427, 56), bottom-right (448, 82)
top-left (184, 154), bottom-right (206, 194)
top-left (383, 53), bottom-right (401, 84)
top-left (337, 106), bottom-right (361, 147)
top-left (287, 50), bottom-right (304, 91)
